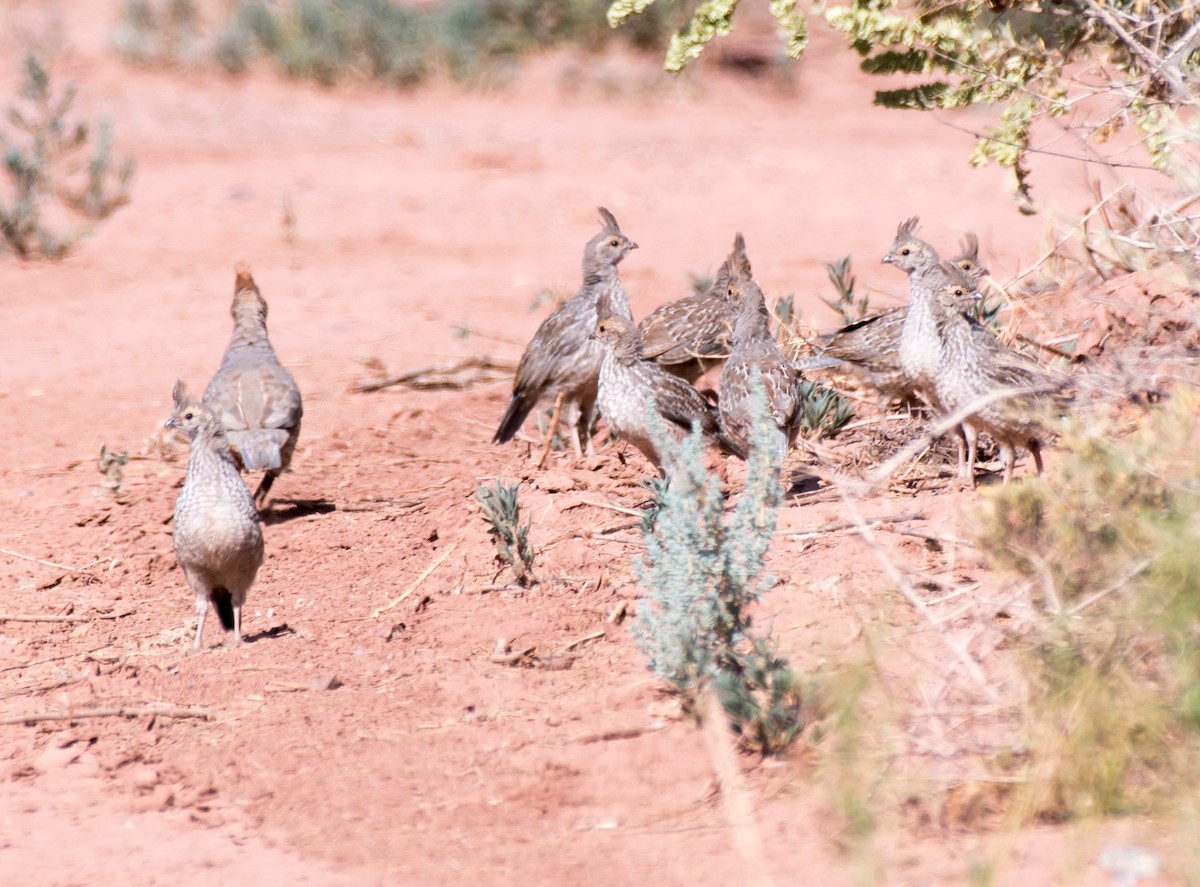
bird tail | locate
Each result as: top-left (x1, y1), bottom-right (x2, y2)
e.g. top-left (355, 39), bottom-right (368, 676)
top-left (792, 355), bottom-right (843, 372)
top-left (211, 588), bottom-right (236, 632)
top-left (715, 430), bottom-right (748, 462)
top-left (227, 430), bottom-right (286, 471)
top-left (493, 392), bottom-right (536, 445)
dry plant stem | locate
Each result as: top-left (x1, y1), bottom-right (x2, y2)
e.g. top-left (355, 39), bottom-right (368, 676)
top-left (698, 686), bottom-right (774, 887)
top-left (350, 356), bottom-right (513, 393)
top-left (0, 547), bottom-right (91, 572)
top-left (536, 391), bottom-right (566, 469)
top-left (775, 511), bottom-right (924, 539)
top-left (1009, 187), bottom-right (1128, 286)
top-left (865, 385), bottom-right (1058, 490)
top-left (0, 609), bottom-right (135, 623)
top-left (371, 542), bottom-right (459, 617)
top-left (0, 703), bottom-right (213, 725)
top-left (1068, 557), bottom-right (1154, 615)
top-left (837, 489), bottom-right (1000, 702)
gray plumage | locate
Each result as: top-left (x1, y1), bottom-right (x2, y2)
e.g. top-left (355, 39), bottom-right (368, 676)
top-left (493, 207), bottom-right (638, 458)
top-left (931, 271), bottom-right (1063, 485)
top-left (637, 233), bottom-right (750, 383)
top-left (718, 257), bottom-right (803, 463)
top-left (881, 217), bottom-right (979, 409)
top-left (594, 315), bottom-right (746, 472)
top-left (799, 232), bottom-right (987, 408)
top-left (168, 381), bottom-right (264, 649)
top-left (203, 268), bottom-right (303, 505)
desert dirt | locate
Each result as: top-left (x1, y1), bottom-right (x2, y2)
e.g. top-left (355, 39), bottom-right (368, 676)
top-left (0, 2), bottom-right (1186, 885)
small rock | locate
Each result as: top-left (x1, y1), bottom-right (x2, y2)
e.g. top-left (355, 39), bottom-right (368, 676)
top-left (310, 674), bottom-right (344, 692)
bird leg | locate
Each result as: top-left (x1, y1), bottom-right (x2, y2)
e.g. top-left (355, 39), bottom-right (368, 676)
top-left (1030, 439), bottom-right (1044, 476)
top-left (232, 602), bottom-right (243, 646)
top-left (536, 392), bottom-right (566, 469)
top-left (193, 595), bottom-right (208, 650)
top-left (253, 473), bottom-right (276, 506)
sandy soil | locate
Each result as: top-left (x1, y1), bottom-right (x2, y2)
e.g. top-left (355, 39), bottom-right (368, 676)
top-left (0, 2), bottom-right (1186, 885)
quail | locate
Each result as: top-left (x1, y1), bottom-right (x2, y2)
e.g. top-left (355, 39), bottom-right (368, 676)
top-left (493, 207), bottom-right (638, 460)
top-left (638, 233), bottom-right (750, 383)
top-left (167, 381), bottom-right (264, 649)
top-left (203, 267), bottom-right (303, 505)
top-left (593, 314), bottom-right (746, 473)
top-left (718, 256), bottom-right (803, 463)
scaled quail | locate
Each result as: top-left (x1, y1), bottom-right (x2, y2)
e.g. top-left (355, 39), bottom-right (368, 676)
top-left (493, 207), bottom-right (638, 459)
top-left (203, 267), bottom-right (303, 505)
top-left (637, 233), bottom-right (750, 383)
top-left (718, 254), bottom-right (803, 462)
top-left (168, 381), bottom-right (264, 649)
top-left (593, 315), bottom-right (746, 473)
top-left (931, 271), bottom-right (1063, 485)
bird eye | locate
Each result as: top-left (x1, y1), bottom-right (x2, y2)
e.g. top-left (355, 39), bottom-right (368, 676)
top-left (609, 238), bottom-right (620, 247)
top-left (183, 411), bottom-right (194, 420)
top-left (901, 248), bottom-right (911, 256)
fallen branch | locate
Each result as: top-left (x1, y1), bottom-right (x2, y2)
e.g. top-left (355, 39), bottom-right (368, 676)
top-left (776, 511), bottom-right (924, 540)
top-left (0, 609), bottom-right (136, 623)
top-left (351, 356), bottom-right (513, 393)
top-left (0, 548), bottom-right (94, 573)
top-left (371, 542), bottom-right (458, 618)
top-left (0, 703), bottom-right (213, 725)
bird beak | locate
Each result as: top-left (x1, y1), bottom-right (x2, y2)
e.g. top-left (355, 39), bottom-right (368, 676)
top-left (628, 241), bottom-right (639, 251)
top-left (881, 254), bottom-right (893, 264)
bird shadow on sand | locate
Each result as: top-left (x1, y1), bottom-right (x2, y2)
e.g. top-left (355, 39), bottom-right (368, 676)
top-left (243, 623), bottom-right (297, 643)
top-left (260, 498), bottom-right (337, 525)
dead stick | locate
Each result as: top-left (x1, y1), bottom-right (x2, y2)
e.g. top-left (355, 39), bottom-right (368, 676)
top-left (371, 542), bottom-right (458, 617)
top-left (0, 704), bottom-right (213, 725)
top-left (536, 391), bottom-right (565, 469)
top-left (0, 609), bottom-right (136, 623)
top-left (0, 548), bottom-right (91, 573)
top-left (776, 511), bottom-right (924, 539)
top-left (698, 687), bottom-right (774, 887)
top-left (563, 629), bottom-right (606, 651)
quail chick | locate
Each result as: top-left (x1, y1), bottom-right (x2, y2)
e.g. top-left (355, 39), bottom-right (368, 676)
top-left (593, 315), bottom-right (746, 473)
top-left (168, 381), bottom-right (264, 649)
top-left (638, 233), bottom-right (751, 383)
top-left (203, 267), bottom-right (303, 505)
top-left (718, 258), bottom-right (803, 463)
top-left (493, 207), bottom-right (638, 459)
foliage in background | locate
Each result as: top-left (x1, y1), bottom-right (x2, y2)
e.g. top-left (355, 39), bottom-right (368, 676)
top-left (976, 394), bottom-right (1200, 820)
top-left (0, 51), bottom-right (134, 258)
top-left (476, 479), bottom-right (536, 585)
top-left (611, 0), bottom-right (1200, 213)
top-left (635, 378), bottom-right (817, 754)
top-left (116, 0), bottom-right (689, 88)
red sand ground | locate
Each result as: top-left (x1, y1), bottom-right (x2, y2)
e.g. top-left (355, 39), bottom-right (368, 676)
top-left (0, 3), bottom-right (1184, 885)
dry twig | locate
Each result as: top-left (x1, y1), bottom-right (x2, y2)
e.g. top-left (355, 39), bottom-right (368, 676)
top-left (0, 703), bottom-right (213, 725)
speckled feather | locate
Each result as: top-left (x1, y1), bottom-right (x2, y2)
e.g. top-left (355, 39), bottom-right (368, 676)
top-left (718, 261), bottom-right (803, 462)
top-left (168, 383), bottom-right (264, 649)
top-left (638, 233), bottom-right (750, 382)
top-left (493, 207), bottom-right (637, 458)
top-left (203, 268), bottom-right (303, 504)
top-left (801, 233), bottom-right (988, 406)
top-left (932, 274), bottom-right (1064, 484)
top-left (594, 315), bottom-right (745, 471)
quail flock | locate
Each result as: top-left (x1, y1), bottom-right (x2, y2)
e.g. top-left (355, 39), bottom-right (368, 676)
top-left (165, 211), bottom-right (1067, 648)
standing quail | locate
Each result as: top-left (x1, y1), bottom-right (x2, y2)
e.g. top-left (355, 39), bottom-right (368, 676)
top-left (799, 233), bottom-right (987, 408)
top-left (493, 207), bottom-right (638, 459)
top-left (593, 315), bottom-right (746, 473)
top-left (167, 381), bottom-right (264, 649)
top-left (203, 267), bottom-right (303, 505)
top-left (932, 271), bottom-right (1062, 485)
top-left (718, 255), bottom-right (803, 462)
top-left (637, 233), bottom-right (750, 383)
